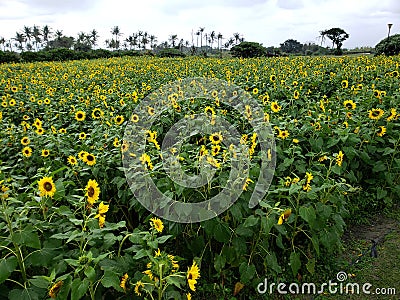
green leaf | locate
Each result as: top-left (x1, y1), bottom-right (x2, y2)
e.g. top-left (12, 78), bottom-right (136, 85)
top-left (29, 276), bottom-right (51, 289)
top-left (71, 278), bottom-right (89, 300)
top-left (165, 275), bottom-right (183, 288)
top-left (156, 235), bottom-right (172, 244)
top-left (266, 253), bottom-right (282, 274)
top-left (239, 262), bottom-right (256, 284)
top-left (243, 215), bottom-right (259, 227)
top-left (0, 256), bottom-right (18, 284)
top-left (372, 161), bottom-right (386, 172)
top-left (306, 258), bottom-right (315, 274)
top-left (299, 206), bottom-right (316, 225)
top-left (12, 226), bottom-right (41, 249)
top-left (290, 252), bottom-right (301, 277)
top-left (214, 254), bottom-right (226, 273)
top-left (213, 222), bottom-right (231, 243)
top-left (8, 288), bottom-right (38, 300)
top-left (101, 270), bottom-right (121, 290)
top-left (84, 266), bottom-right (96, 282)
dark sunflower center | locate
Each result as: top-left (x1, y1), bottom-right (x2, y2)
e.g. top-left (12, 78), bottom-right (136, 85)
top-left (188, 273), bottom-right (193, 280)
top-left (88, 187), bottom-right (94, 197)
top-left (87, 155), bottom-right (94, 161)
top-left (346, 103), bottom-right (353, 109)
top-left (78, 113), bottom-right (83, 119)
top-left (372, 111), bottom-right (380, 117)
top-left (44, 182), bottom-right (53, 191)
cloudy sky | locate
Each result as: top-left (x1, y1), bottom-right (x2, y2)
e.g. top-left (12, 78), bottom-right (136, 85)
top-left (0, 0), bottom-right (399, 49)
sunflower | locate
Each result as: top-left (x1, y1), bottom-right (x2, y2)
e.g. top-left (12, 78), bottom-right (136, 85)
top-left (270, 74), bottom-right (276, 82)
top-left (242, 178), bottom-right (254, 191)
top-left (38, 176), bottom-right (56, 197)
top-left (293, 90), bottom-right (299, 99)
top-left (131, 114), bottom-right (139, 123)
top-left (121, 141), bottom-right (129, 152)
top-left (341, 80), bottom-right (348, 88)
top-left (387, 108), bottom-right (397, 121)
top-left (373, 90), bottom-right (381, 98)
top-left (343, 100), bottom-right (356, 110)
top-left (277, 208), bottom-right (292, 225)
top-left (147, 106), bottom-right (155, 116)
top-left (187, 293), bottom-right (192, 300)
top-left (134, 281), bottom-right (144, 296)
top-left (252, 88), bottom-right (259, 95)
top-left (113, 138), bottom-right (120, 147)
top-left (33, 118), bottom-right (42, 128)
top-left (271, 101), bottom-right (281, 113)
top-left (22, 146), bottom-right (32, 157)
top-left (211, 145), bottom-right (221, 156)
top-left (187, 261), bottom-right (200, 291)
top-left (120, 274), bottom-right (129, 293)
top-left (75, 110), bottom-right (86, 121)
top-left (368, 108), bottom-right (384, 120)
top-left (48, 280), bottom-right (63, 299)
top-left (35, 127), bottom-right (45, 135)
top-left (336, 150), bottom-right (344, 167)
top-left (115, 115), bottom-right (124, 125)
top-left (59, 128), bottom-right (67, 134)
top-left (84, 153), bottom-right (96, 166)
top-left (21, 136), bottom-right (30, 145)
top-left (92, 108), bottom-right (104, 119)
top-left (41, 149), bottom-right (50, 157)
top-left (11, 86), bottom-right (18, 92)
top-left (150, 217), bottom-right (164, 233)
top-left (209, 132), bottom-right (223, 145)
top-left (79, 132), bottom-right (86, 140)
top-left (78, 150), bottom-right (88, 161)
top-left (376, 126), bottom-right (386, 137)
top-left (85, 179), bottom-right (100, 206)
top-left (67, 155), bottom-right (77, 166)
top-left (278, 130), bottom-right (289, 139)
top-left (9, 99), bottom-right (16, 106)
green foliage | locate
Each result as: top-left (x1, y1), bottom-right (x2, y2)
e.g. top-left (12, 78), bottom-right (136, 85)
top-left (375, 34), bottom-right (400, 56)
top-left (0, 51), bottom-right (20, 63)
top-left (157, 48), bottom-right (186, 58)
top-left (280, 39), bottom-right (303, 54)
top-left (230, 41), bottom-right (266, 58)
top-left (320, 27), bottom-right (349, 54)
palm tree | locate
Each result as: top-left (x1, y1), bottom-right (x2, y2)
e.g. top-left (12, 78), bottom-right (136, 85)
top-left (149, 35), bottom-right (157, 50)
top-left (217, 33), bottom-right (223, 51)
top-left (125, 35), bottom-right (134, 50)
top-left (195, 30), bottom-right (200, 48)
top-left (32, 25), bottom-right (41, 51)
top-left (233, 33), bottom-right (240, 45)
top-left (23, 26), bottom-right (32, 49)
top-left (0, 37), bottom-right (5, 51)
top-left (14, 32), bottom-right (25, 51)
top-left (210, 31), bottom-right (216, 50)
top-left (111, 26), bottom-right (122, 49)
top-left (169, 34), bottom-right (178, 48)
top-left (90, 29), bottom-right (99, 49)
top-left (42, 25), bottom-right (52, 48)
top-left (55, 30), bottom-right (63, 40)
top-left (199, 27), bottom-right (205, 48)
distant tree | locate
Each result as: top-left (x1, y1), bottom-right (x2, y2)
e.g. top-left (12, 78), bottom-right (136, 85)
top-left (90, 29), bottom-right (99, 48)
top-left (217, 33), bottom-right (223, 51)
top-left (32, 25), bottom-right (41, 51)
top-left (0, 36), bottom-right (6, 51)
top-left (14, 32), bottom-right (25, 51)
top-left (280, 39), bottom-right (303, 54)
top-left (169, 34), bottom-right (178, 48)
top-left (42, 25), bottom-right (52, 48)
top-left (233, 32), bottom-right (241, 45)
top-left (111, 26), bottom-right (122, 50)
top-left (149, 35), bottom-right (157, 50)
top-left (375, 34), bottom-right (400, 56)
top-left (230, 41), bottom-right (266, 58)
top-left (47, 36), bottom-right (74, 49)
top-left (319, 27), bottom-right (349, 55)
top-left (199, 27), bottom-right (205, 48)
top-left (74, 32), bottom-right (91, 51)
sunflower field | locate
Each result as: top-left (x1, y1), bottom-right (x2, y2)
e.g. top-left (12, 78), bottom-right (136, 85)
top-left (0, 55), bottom-right (399, 299)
